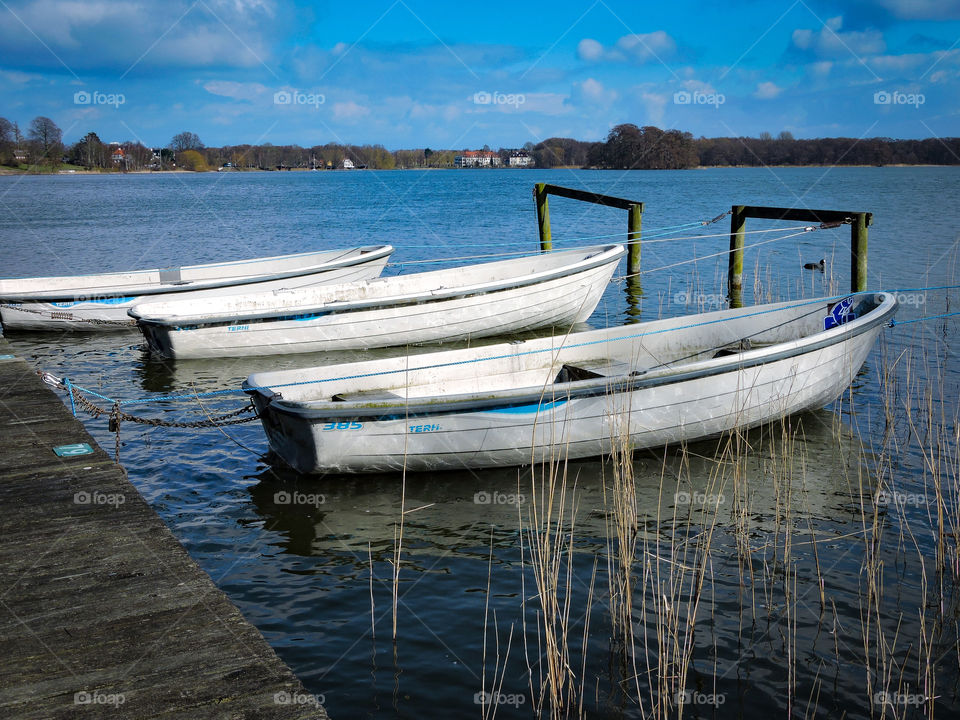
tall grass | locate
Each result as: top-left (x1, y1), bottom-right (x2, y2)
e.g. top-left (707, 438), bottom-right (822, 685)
top-left (502, 327), bottom-right (959, 718)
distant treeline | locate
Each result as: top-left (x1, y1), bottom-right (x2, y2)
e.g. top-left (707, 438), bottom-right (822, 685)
top-left (3, 116), bottom-right (958, 171)
top-left (531, 125), bottom-right (960, 169)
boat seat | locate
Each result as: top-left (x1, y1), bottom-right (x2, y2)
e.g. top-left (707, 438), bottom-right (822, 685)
top-left (331, 389), bottom-right (404, 403)
top-left (159, 267), bottom-right (183, 283)
top-left (554, 360), bottom-right (635, 384)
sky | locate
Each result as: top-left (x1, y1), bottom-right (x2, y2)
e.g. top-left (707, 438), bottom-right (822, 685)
top-left (0, 0), bottom-right (958, 150)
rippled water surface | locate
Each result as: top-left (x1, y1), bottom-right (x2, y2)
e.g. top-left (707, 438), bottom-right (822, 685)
top-left (2, 167), bottom-right (958, 718)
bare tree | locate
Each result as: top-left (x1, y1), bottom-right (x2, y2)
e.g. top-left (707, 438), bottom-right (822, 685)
top-left (28, 116), bottom-right (63, 165)
top-left (170, 131), bottom-right (204, 152)
top-left (0, 117), bottom-right (12, 164)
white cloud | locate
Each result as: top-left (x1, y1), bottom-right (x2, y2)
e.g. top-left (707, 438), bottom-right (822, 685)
top-left (159, 29), bottom-right (267, 68)
top-left (571, 78), bottom-right (617, 107)
top-left (791, 17), bottom-right (886, 60)
top-left (333, 101), bottom-right (370, 121)
top-left (0, 69), bottom-right (45, 84)
top-left (679, 79), bottom-right (719, 95)
top-left (875, 0), bottom-right (960, 20)
top-left (578, 31), bottom-right (677, 64)
top-left (754, 81), bottom-right (782, 99)
top-left (868, 53), bottom-right (931, 72)
top-left (577, 38), bottom-right (604, 62)
top-left (617, 31), bottom-right (676, 62)
top-left (209, 0), bottom-right (275, 16)
top-left (202, 80), bottom-right (269, 102)
top-left (811, 61), bottom-right (833, 76)
top-left (0, 0), bottom-right (272, 70)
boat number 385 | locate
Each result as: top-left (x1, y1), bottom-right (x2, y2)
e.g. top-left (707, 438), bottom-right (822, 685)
top-left (321, 421), bottom-right (363, 431)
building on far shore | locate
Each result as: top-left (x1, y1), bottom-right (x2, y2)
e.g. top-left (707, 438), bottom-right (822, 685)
top-left (454, 150), bottom-right (501, 168)
top-left (109, 143), bottom-right (125, 165)
top-left (343, 158), bottom-right (355, 169)
top-left (508, 151), bottom-right (533, 167)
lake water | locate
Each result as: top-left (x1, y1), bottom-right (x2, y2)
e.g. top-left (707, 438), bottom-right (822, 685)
top-left (2, 167), bottom-right (958, 718)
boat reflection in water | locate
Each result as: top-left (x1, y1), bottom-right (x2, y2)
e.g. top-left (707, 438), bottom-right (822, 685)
top-left (244, 407), bottom-right (875, 561)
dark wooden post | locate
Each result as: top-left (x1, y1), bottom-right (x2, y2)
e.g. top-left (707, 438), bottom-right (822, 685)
top-left (627, 203), bottom-right (642, 276)
top-left (535, 183), bottom-right (552, 252)
top-left (851, 213), bottom-right (868, 292)
top-left (728, 205), bottom-right (746, 307)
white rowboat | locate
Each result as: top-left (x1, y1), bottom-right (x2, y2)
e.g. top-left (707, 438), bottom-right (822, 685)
top-left (0, 245), bottom-right (393, 331)
top-left (130, 244), bottom-right (626, 359)
top-left (243, 293), bottom-right (897, 474)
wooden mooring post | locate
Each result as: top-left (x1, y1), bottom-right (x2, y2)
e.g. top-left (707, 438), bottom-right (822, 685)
top-left (727, 205), bottom-right (873, 306)
top-left (534, 182), bottom-right (644, 272)
top-left (535, 183), bottom-right (552, 252)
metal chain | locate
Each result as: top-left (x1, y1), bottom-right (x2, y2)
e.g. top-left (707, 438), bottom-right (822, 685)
top-left (67, 387), bottom-right (257, 428)
top-left (1, 304), bottom-right (136, 326)
top-left (61, 382), bottom-right (258, 463)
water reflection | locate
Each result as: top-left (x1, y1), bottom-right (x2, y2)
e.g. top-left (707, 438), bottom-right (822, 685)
top-left (623, 277), bottom-right (644, 324)
top-left (245, 409), bottom-right (873, 563)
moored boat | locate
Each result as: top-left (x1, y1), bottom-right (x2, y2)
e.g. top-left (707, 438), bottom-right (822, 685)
top-left (243, 292), bottom-right (897, 474)
top-left (130, 244), bottom-right (626, 359)
top-left (0, 245), bottom-right (393, 331)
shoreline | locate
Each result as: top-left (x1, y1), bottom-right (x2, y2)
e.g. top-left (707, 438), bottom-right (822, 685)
top-left (0, 163), bottom-right (954, 177)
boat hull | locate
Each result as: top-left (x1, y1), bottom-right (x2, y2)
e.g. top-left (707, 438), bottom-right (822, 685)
top-left (0, 246), bottom-right (392, 332)
top-left (247, 294), bottom-right (895, 474)
top-left (134, 245), bottom-right (624, 358)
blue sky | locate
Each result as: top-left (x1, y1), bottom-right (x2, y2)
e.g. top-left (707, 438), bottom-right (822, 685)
top-left (1, 0), bottom-right (957, 149)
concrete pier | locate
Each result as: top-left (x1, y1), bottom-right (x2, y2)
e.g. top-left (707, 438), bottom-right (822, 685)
top-left (0, 337), bottom-right (327, 719)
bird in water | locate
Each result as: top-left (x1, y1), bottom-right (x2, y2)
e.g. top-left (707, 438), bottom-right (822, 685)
top-left (803, 258), bottom-right (825, 272)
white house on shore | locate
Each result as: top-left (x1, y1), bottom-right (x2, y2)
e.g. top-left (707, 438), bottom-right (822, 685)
top-left (508, 151), bottom-right (533, 167)
top-left (454, 150), bottom-right (501, 168)
top-left (342, 158), bottom-right (355, 169)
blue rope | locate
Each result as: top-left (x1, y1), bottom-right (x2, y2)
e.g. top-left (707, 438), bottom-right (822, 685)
top-left (889, 311), bottom-right (960, 327)
top-left (60, 293), bottom-right (848, 404)
top-left (65, 384), bottom-right (250, 406)
top-left (64, 377), bottom-right (76, 417)
top-left (386, 220), bottom-right (713, 251)
top-left (885, 284), bottom-right (960, 293)
top-left (248, 292), bottom-right (865, 392)
top-left (59, 284), bottom-right (958, 406)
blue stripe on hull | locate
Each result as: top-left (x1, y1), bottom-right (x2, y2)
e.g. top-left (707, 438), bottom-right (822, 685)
top-left (481, 399), bottom-right (568, 415)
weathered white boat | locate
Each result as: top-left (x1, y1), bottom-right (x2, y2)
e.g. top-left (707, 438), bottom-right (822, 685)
top-left (243, 293), bottom-right (897, 474)
top-left (0, 245), bottom-right (393, 331)
top-left (129, 244), bottom-right (626, 359)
